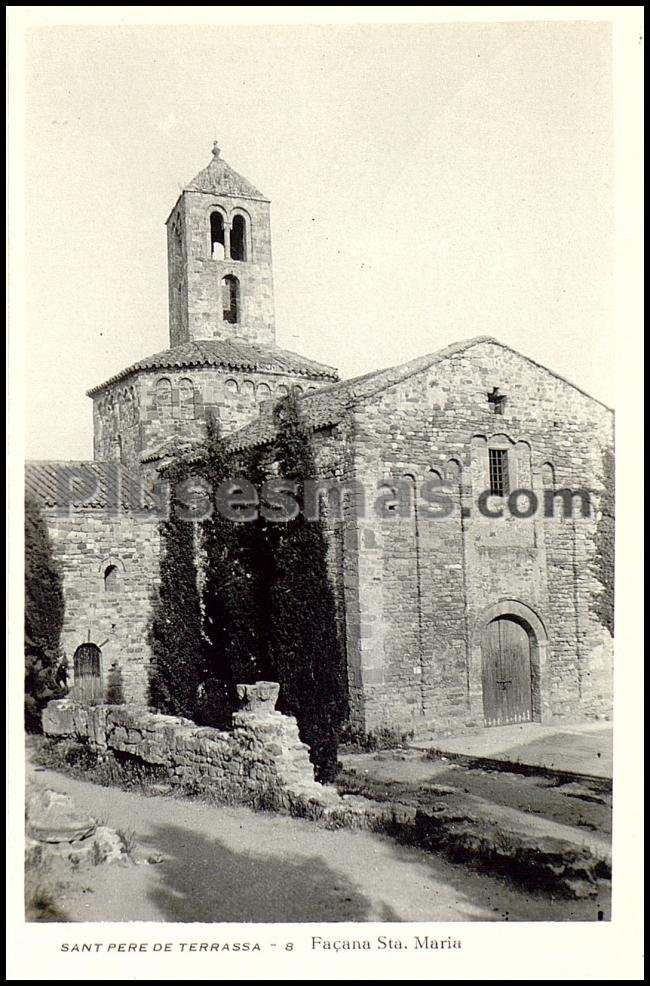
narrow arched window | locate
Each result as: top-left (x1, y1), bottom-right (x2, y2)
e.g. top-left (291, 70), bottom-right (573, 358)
top-left (230, 214), bottom-right (247, 261)
top-left (104, 564), bottom-right (119, 592)
top-left (179, 377), bottom-right (195, 420)
top-left (541, 462), bottom-right (556, 489)
top-left (155, 377), bottom-right (173, 419)
top-left (210, 211), bottom-right (225, 260)
top-left (222, 275), bottom-right (239, 324)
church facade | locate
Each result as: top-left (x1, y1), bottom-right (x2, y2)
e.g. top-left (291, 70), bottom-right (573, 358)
top-left (26, 143), bottom-right (614, 737)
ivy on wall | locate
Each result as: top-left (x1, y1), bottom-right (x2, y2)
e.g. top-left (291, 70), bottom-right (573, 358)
top-left (148, 398), bottom-right (349, 781)
top-left (199, 418), bottom-right (275, 726)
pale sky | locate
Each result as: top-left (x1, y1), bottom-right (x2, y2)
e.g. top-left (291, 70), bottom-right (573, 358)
top-left (23, 20), bottom-right (614, 460)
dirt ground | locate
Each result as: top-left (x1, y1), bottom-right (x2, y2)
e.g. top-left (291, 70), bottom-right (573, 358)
top-left (26, 760), bottom-right (607, 924)
top-left (339, 752), bottom-right (612, 839)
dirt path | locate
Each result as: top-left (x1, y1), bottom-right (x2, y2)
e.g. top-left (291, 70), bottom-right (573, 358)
top-left (339, 753), bottom-right (612, 838)
top-left (27, 762), bottom-right (605, 923)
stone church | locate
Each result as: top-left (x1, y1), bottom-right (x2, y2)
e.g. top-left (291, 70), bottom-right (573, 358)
top-left (26, 142), bottom-right (614, 737)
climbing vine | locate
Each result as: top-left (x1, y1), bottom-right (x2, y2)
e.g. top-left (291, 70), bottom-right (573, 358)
top-left (199, 401), bottom-right (347, 778)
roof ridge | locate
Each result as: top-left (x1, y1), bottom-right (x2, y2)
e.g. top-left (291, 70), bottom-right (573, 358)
top-left (184, 146), bottom-right (268, 201)
top-left (298, 335), bottom-right (495, 409)
top-left (86, 339), bottom-right (339, 396)
top-left (224, 334), bottom-right (612, 454)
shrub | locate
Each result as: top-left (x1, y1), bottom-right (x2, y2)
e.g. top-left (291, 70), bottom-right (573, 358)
top-left (339, 723), bottom-right (415, 752)
top-left (264, 395), bottom-right (349, 782)
top-left (24, 878), bottom-right (67, 922)
top-left (148, 470), bottom-right (206, 719)
top-left (200, 420), bottom-right (274, 714)
top-left (151, 402), bottom-right (348, 781)
top-left (31, 737), bottom-right (169, 792)
top-left (24, 495), bottom-right (67, 731)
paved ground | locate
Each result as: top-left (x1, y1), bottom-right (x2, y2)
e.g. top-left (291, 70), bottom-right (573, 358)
top-left (412, 721), bottom-right (613, 779)
top-left (26, 760), bottom-right (604, 923)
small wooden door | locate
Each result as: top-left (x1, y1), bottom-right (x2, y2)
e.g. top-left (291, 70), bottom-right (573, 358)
top-left (73, 643), bottom-right (103, 705)
top-left (482, 617), bottom-right (533, 726)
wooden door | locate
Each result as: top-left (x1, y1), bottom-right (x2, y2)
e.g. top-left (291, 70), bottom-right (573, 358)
top-left (73, 643), bottom-right (103, 705)
top-left (482, 617), bottom-right (532, 726)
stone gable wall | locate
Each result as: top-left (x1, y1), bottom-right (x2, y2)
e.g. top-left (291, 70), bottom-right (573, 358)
top-left (339, 342), bottom-right (614, 732)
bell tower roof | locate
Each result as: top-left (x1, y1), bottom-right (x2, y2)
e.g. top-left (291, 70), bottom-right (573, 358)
top-left (183, 140), bottom-right (268, 201)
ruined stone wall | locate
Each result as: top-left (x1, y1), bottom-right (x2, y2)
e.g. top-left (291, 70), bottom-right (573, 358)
top-left (42, 692), bottom-right (339, 812)
top-left (42, 506), bottom-right (161, 705)
top-left (342, 341), bottom-right (614, 733)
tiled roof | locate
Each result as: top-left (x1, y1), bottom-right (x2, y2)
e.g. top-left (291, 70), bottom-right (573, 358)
top-left (225, 334), bottom-right (613, 452)
top-left (226, 336), bottom-right (495, 451)
top-left (87, 340), bottom-right (339, 396)
top-left (25, 461), bottom-right (159, 511)
top-left (184, 149), bottom-right (267, 201)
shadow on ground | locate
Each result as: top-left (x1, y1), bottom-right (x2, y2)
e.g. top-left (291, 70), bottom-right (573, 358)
top-left (147, 823), bottom-right (400, 923)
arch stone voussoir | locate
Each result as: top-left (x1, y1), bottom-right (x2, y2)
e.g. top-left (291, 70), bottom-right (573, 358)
top-left (471, 598), bottom-right (549, 724)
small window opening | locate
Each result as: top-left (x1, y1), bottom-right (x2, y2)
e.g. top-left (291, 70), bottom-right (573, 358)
top-left (222, 275), bottom-right (239, 324)
top-left (104, 564), bottom-right (119, 592)
top-left (488, 449), bottom-right (510, 497)
top-left (230, 215), bottom-right (247, 261)
top-left (210, 211), bottom-right (225, 260)
top-left (487, 387), bottom-right (508, 415)
top-left (179, 378), bottom-right (195, 420)
top-left (541, 462), bottom-right (556, 489)
top-left (155, 378), bottom-right (173, 419)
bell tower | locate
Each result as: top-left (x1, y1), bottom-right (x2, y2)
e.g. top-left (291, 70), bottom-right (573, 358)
top-left (166, 141), bottom-right (276, 348)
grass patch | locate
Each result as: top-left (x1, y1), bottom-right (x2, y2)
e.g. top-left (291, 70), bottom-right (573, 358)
top-left (31, 737), bottom-right (170, 793)
top-left (339, 724), bottom-right (415, 753)
top-left (116, 827), bottom-right (138, 859)
top-left (24, 847), bottom-right (68, 922)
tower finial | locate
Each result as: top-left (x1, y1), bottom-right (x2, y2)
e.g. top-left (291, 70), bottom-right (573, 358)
top-left (212, 139), bottom-right (221, 159)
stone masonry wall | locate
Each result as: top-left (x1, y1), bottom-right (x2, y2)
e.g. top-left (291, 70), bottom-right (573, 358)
top-left (92, 367), bottom-right (327, 477)
top-left (168, 191), bottom-right (275, 347)
top-left (42, 684), bottom-right (340, 813)
top-left (43, 506), bottom-right (161, 705)
top-left (340, 341), bottom-right (614, 734)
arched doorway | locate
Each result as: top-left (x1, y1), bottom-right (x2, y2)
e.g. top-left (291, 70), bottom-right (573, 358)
top-left (482, 616), bottom-right (533, 726)
top-left (73, 642), bottom-right (103, 705)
